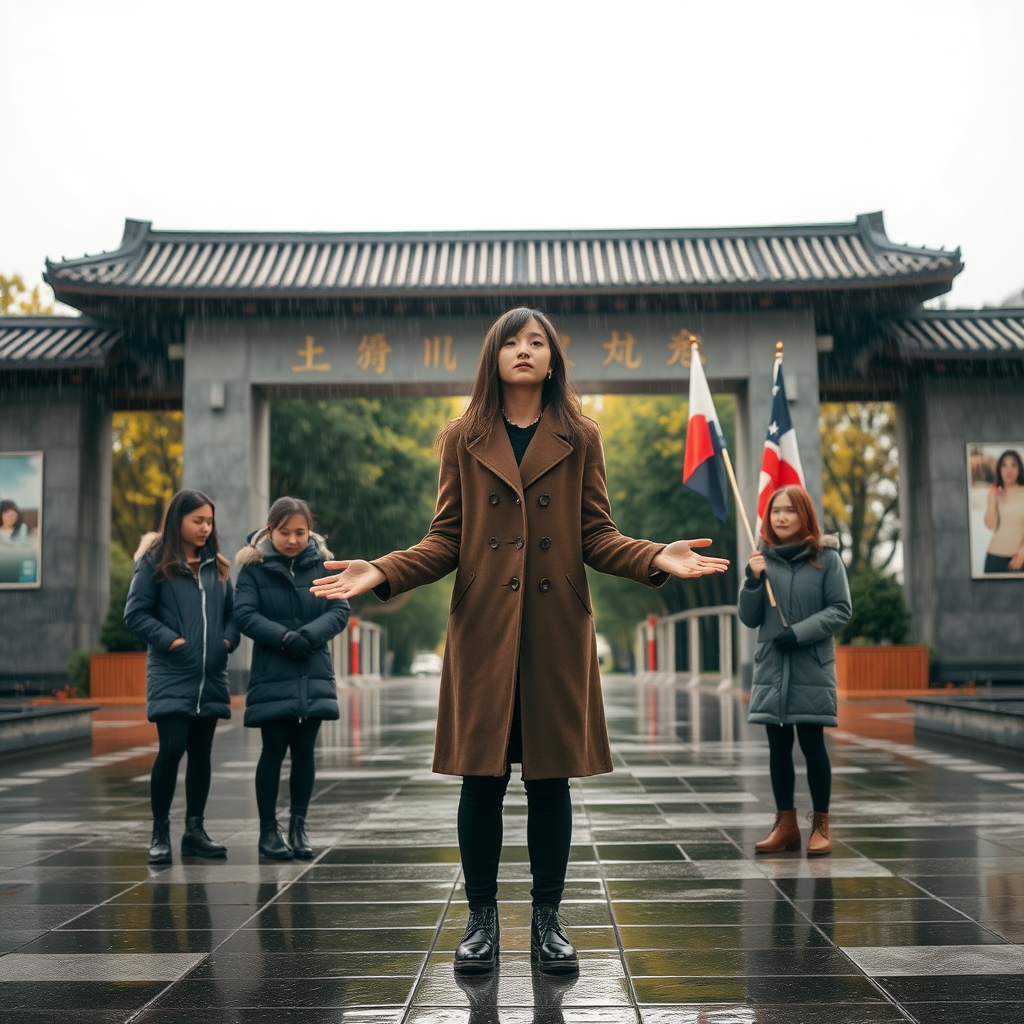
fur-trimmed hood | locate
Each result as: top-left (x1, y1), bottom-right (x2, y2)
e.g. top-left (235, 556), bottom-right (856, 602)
top-left (756, 533), bottom-right (840, 553)
top-left (134, 532), bottom-right (161, 562)
top-left (234, 529), bottom-right (333, 566)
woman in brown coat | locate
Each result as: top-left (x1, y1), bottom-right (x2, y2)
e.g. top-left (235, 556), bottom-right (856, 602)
top-left (312, 307), bottom-right (728, 974)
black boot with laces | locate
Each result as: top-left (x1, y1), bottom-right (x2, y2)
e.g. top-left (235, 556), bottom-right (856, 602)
top-left (531, 904), bottom-right (578, 973)
top-left (454, 905), bottom-right (499, 973)
top-left (148, 818), bottom-right (171, 864)
top-left (258, 820), bottom-right (293, 860)
top-left (180, 816), bottom-right (227, 857)
top-left (288, 813), bottom-right (314, 859)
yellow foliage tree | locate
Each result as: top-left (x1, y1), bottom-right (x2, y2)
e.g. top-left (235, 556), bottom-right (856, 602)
top-left (820, 402), bottom-right (900, 574)
top-left (0, 273), bottom-right (56, 315)
top-left (111, 412), bottom-right (184, 554)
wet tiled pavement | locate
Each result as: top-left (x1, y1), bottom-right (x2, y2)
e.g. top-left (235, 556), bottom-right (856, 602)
top-left (2, 677), bottom-right (1024, 1022)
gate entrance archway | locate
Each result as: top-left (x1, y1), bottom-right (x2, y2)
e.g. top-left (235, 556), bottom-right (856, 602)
top-left (5, 213), bottom-right (1021, 688)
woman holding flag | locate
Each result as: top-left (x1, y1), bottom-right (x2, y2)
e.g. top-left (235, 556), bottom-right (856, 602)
top-left (309, 307), bottom-right (729, 976)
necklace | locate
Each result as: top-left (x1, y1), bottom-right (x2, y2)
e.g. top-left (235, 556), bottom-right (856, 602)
top-left (502, 407), bottom-right (541, 429)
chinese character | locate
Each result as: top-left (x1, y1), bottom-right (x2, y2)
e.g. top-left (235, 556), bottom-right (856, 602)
top-left (292, 335), bottom-right (331, 373)
top-left (358, 333), bottom-right (392, 375)
top-left (602, 331), bottom-right (642, 369)
top-left (423, 335), bottom-right (457, 371)
top-left (560, 334), bottom-right (575, 371)
top-left (667, 329), bottom-right (704, 367)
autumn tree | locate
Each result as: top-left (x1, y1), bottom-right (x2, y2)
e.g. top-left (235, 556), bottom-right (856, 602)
top-left (111, 412), bottom-right (184, 555)
top-left (0, 273), bottom-right (56, 315)
top-left (819, 402), bottom-right (900, 574)
top-left (584, 393), bottom-right (738, 667)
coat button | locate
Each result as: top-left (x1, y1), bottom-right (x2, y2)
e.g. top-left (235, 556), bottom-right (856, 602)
top-left (489, 493), bottom-right (499, 506)
top-left (509, 577), bottom-right (520, 591)
top-left (539, 578), bottom-right (551, 592)
top-left (515, 536), bottom-right (524, 549)
top-left (515, 497), bottom-right (521, 505)
top-left (489, 537), bottom-right (499, 550)
top-left (538, 493), bottom-right (550, 507)
top-left (540, 536), bottom-right (551, 550)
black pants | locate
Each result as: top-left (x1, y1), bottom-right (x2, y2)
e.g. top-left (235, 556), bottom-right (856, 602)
top-left (255, 718), bottom-right (322, 823)
top-left (765, 723), bottom-right (831, 813)
top-left (985, 553), bottom-right (1021, 574)
top-left (151, 715), bottom-right (219, 820)
top-left (458, 770), bottom-right (572, 909)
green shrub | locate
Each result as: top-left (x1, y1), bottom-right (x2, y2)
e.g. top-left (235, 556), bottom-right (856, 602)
top-left (68, 647), bottom-right (102, 695)
top-left (99, 542), bottom-right (146, 653)
top-left (839, 568), bottom-right (911, 645)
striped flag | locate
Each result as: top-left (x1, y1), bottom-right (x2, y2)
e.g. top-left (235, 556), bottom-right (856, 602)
top-left (682, 347), bottom-right (729, 523)
top-left (756, 355), bottom-right (805, 533)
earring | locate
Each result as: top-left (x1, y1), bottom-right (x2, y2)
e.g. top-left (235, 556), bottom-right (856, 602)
top-left (547, 369), bottom-right (552, 379)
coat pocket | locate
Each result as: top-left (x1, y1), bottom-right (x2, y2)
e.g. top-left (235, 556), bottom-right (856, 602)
top-left (449, 572), bottom-right (476, 615)
top-left (814, 641), bottom-right (836, 666)
top-left (565, 574), bottom-right (592, 615)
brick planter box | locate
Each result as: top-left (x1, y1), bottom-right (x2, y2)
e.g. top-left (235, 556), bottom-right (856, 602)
top-left (89, 652), bottom-right (147, 703)
top-left (836, 645), bottom-right (930, 696)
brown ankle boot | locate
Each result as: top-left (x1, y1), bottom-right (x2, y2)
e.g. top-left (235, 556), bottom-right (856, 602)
top-left (807, 812), bottom-right (832, 856)
top-left (754, 809), bottom-right (800, 853)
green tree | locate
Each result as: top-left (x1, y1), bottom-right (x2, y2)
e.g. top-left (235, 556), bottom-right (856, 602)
top-left (839, 568), bottom-right (911, 645)
top-left (583, 394), bottom-right (738, 667)
top-left (111, 412), bottom-right (184, 555)
top-left (0, 273), bottom-right (56, 314)
top-left (270, 397), bottom-right (463, 673)
top-left (820, 403), bottom-right (899, 574)
top-left (99, 542), bottom-right (146, 652)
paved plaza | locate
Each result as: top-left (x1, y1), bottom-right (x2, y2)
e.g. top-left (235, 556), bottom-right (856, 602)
top-left (2, 677), bottom-right (1024, 1022)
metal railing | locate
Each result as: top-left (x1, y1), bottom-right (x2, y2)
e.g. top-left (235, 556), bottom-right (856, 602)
top-left (331, 617), bottom-right (384, 684)
top-left (634, 605), bottom-right (738, 690)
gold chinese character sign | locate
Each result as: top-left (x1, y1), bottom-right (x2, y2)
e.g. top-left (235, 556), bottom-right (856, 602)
top-left (292, 335), bottom-right (331, 373)
top-left (358, 333), bottom-right (393, 375)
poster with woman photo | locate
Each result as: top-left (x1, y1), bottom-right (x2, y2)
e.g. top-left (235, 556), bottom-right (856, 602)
top-left (967, 443), bottom-right (1024, 579)
top-left (0, 452), bottom-right (43, 588)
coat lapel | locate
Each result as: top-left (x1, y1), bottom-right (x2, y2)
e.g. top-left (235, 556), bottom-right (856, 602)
top-left (517, 412), bottom-right (573, 490)
top-left (467, 418), bottom-right (522, 494)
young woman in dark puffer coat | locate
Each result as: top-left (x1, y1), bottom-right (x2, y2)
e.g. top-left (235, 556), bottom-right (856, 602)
top-left (740, 485), bottom-right (852, 856)
top-left (124, 488), bottom-right (240, 864)
top-left (234, 497), bottom-right (350, 859)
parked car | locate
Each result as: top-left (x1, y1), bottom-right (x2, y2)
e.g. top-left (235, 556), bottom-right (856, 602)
top-left (410, 651), bottom-right (444, 676)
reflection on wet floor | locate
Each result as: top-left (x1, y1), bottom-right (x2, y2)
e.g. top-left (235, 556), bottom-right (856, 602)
top-left (3, 676), bottom-right (1024, 1022)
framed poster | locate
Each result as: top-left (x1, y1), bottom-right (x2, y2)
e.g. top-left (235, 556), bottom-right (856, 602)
top-left (967, 443), bottom-right (1024, 579)
top-left (0, 452), bottom-right (43, 588)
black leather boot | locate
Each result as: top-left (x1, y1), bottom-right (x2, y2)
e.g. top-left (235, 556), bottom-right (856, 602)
top-left (259, 820), bottom-right (293, 860)
top-left (148, 817), bottom-right (172, 864)
top-left (531, 905), bottom-right (578, 973)
top-left (180, 816), bottom-right (227, 857)
top-left (454, 905), bottom-right (499, 973)
top-left (288, 813), bottom-right (314, 860)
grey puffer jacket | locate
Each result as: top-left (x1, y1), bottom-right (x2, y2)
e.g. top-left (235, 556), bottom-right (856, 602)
top-left (124, 533), bottom-right (240, 722)
top-left (739, 536), bottom-right (852, 727)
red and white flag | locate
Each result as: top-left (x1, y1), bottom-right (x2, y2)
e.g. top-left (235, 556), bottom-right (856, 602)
top-left (756, 354), bottom-right (805, 533)
top-left (682, 346), bottom-right (729, 524)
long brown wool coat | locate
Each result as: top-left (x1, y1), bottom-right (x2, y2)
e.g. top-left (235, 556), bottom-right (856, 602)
top-left (373, 412), bottom-right (666, 780)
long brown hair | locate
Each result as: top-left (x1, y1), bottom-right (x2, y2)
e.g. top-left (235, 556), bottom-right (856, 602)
top-left (152, 488), bottom-right (231, 582)
top-left (761, 485), bottom-right (823, 564)
top-left (437, 307), bottom-right (587, 452)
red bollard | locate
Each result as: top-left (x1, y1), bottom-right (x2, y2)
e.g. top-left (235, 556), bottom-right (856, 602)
top-left (349, 616), bottom-right (360, 676)
top-left (646, 614), bottom-right (657, 672)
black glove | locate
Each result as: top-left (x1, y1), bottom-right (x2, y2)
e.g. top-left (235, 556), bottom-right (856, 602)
top-left (772, 626), bottom-right (799, 652)
top-left (282, 631), bottom-right (313, 661)
top-left (744, 565), bottom-right (764, 589)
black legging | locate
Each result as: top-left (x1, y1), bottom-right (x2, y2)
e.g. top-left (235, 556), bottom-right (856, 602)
top-left (765, 723), bottom-right (831, 813)
top-left (255, 718), bottom-right (322, 823)
top-left (458, 770), bottom-right (572, 909)
top-left (151, 715), bottom-right (219, 820)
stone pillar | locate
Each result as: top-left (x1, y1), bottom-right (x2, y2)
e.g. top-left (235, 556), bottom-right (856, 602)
top-left (182, 321), bottom-right (270, 562)
top-left (0, 383), bottom-right (111, 689)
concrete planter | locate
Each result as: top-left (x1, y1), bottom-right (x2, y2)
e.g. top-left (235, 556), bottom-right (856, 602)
top-left (836, 645), bottom-right (930, 696)
top-left (89, 652), bottom-right (147, 703)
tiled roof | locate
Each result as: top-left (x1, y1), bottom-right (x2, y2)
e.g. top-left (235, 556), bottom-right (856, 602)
top-left (0, 317), bottom-right (120, 368)
top-left (45, 213), bottom-right (960, 299)
top-left (889, 309), bottom-right (1024, 357)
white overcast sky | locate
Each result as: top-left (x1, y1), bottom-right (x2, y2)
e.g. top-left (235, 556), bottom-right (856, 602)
top-left (2, 0), bottom-right (1022, 308)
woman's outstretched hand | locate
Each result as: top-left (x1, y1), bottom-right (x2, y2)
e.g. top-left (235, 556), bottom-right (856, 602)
top-left (652, 539), bottom-right (730, 579)
top-left (311, 560), bottom-right (386, 600)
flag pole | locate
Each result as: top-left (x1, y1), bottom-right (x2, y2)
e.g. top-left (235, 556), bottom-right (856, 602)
top-left (692, 341), bottom-right (781, 613)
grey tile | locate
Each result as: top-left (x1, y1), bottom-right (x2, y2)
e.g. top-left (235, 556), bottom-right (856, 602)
top-left (0, 952), bottom-right (206, 982)
top-left (843, 943), bottom-right (1024, 976)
